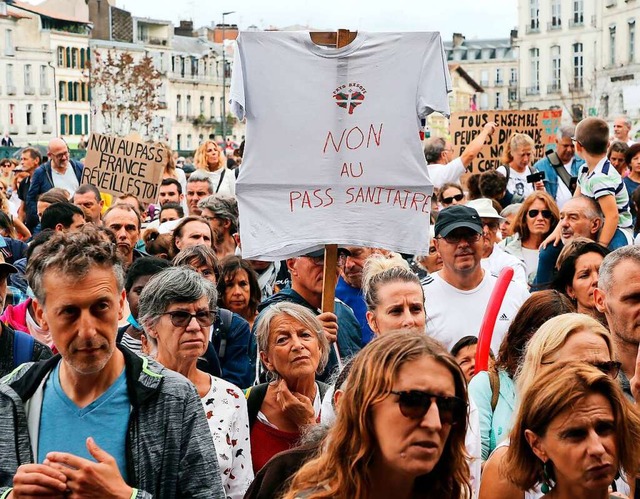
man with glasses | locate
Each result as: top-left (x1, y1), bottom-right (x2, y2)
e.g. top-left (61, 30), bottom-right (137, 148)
top-left (423, 205), bottom-right (529, 354)
top-left (26, 138), bottom-right (83, 228)
top-left (253, 248), bottom-right (362, 382)
top-left (534, 125), bottom-right (584, 208)
top-left (0, 227), bottom-right (224, 498)
top-left (423, 121), bottom-right (496, 189)
top-left (466, 198), bottom-right (527, 285)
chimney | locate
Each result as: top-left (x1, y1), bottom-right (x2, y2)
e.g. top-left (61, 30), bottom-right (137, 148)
top-left (510, 29), bottom-right (518, 45)
top-left (452, 32), bottom-right (465, 48)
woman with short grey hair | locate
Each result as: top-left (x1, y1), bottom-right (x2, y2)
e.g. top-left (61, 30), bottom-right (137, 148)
top-left (138, 266), bottom-right (253, 498)
top-left (248, 301), bottom-right (330, 473)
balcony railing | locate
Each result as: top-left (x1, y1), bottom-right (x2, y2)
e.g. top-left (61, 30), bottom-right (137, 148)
top-left (24, 86), bottom-right (35, 95)
top-left (495, 79), bottom-right (504, 86)
top-left (547, 21), bottom-right (562, 30)
top-left (526, 23), bottom-right (540, 34)
top-left (525, 86), bottom-right (540, 96)
top-left (569, 82), bottom-right (585, 92)
top-left (40, 87), bottom-right (51, 95)
top-left (547, 84), bottom-right (562, 94)
top-left (6, 85), bottom-right (16, 95)
top-left (569, 18), bottom-right (584, 28)
top-left (509, 80), bottom-right (518, 89)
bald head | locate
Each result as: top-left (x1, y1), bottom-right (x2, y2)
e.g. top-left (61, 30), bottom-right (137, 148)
top-left (47, 137), bottom-right (70, 170)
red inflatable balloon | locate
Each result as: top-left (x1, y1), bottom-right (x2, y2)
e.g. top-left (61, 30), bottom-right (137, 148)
top-left (475, 267), bottom-right (514, 373)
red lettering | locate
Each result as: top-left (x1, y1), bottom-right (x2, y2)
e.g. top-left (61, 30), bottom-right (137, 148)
top-left (322, 129), bottom-right (346, 154)
top-left (345, 187), bottom-right (355, 204)
top-left (301, 191), bottom-right (312, 209)
top-left (366, 123), bottom-right (383, 147)
top-left (346, 127), bottom-right (364, 150)
top-left (325, 188), bottom-right (334, 207)
top-left (289, 191), bottom-right (302, 213)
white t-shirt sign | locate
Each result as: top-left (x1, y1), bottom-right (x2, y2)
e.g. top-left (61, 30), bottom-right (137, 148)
top-left (231, 31), bottom-right (452, 260)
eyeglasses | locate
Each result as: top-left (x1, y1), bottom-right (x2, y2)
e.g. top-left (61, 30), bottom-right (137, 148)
top-left (161, 310), bottom-right (216, 328)
top-left (437, 232), bottom-right (481, 245)
top-left (442, 193), bottom-right (464, 205)
top-left (527, 209), bottom-right (553, 219)
top-left (390, 390), bottom-right (467, 425)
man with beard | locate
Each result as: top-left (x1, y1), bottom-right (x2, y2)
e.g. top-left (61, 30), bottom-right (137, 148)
top-left (198, 194), bottom-right (238, 259)
top-left (102, 204), bottom-right (145, 270)
top-left (335, 246), bottom-right (379, 345)
top-left (0, 228), bottom-right (223, 498)
top-left (423, 205), bottom-right (529, 353)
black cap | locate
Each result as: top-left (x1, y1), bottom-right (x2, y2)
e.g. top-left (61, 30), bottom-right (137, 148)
top-left (434, 205), bottom-right (483, 238)
top-left (305, 247), bottom-right (352, 258)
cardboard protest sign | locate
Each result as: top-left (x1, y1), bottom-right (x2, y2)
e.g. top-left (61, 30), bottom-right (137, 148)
top-left (450, 109), bottom-right (562, 173)
top-left (231, 31), bottom-right (451, 260)
top-left (81, 133), bottom-right (167, 205)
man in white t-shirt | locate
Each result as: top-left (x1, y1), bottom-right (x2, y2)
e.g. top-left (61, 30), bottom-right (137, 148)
top-left (424, 122), bottom-right (497, 189)
top-left (466, 198), bottom-right (527, 285)
top-left (423, 205), bottom-right (530, 353)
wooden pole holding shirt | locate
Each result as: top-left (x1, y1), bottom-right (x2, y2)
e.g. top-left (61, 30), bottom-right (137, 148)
top-left (311, 29), bottom-right (357, 367)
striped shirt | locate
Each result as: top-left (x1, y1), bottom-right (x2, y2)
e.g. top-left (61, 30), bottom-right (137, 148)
top-left (578, 157), bottom-right (632, 229)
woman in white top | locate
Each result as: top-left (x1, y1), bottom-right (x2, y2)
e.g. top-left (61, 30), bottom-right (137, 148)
top-left (139, 266), bottom-right (253, 499)
top-left (500, 192), bottom-right (559, 285)
top-left (194, 140), bottom-right (236, 197)
top-left (496, 133), bottom-right (545, 201)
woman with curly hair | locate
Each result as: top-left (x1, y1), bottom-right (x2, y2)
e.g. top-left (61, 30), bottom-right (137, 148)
top-left (283, 331), bottom-right (470, 499)
top-left (194, 140), bottom-right (235, 196)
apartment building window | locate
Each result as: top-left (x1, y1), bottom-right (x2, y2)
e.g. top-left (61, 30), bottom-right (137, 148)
top-left (480, 93), bottom-right (489, 110)
top-left (176, 94), bottom-right (181, 117)
top-left (6, 63), bottom-right (13, 88)
top-left (199, 96), bottom-right (205, 115)
top-left (630, 20), bottom-right (636, 63)
top-left (5, 29), bottom-right (13, 56)
top-left (530, 0), bottom-right (540, 30)
top-left (480, 70), bottom-right (489, 86)
top-left (510, 68), bottom-right (518, 84)
top-left (495, 92), bottom-right (503, 109)
top-left (530, 48), bottom-right (540, 91)
top-left (9, 104), bottom-right (14, 126)
top-left (59, 81), bottom-right (65, 100)
top-left (551, 45), bottom-right (561, 89)
top-left (177, 134), bottom-right (182, 150)
top-left (26, 104), bottom-right (32, 126)
top-left (24, 64), bottom-right (32, 89)
top-left (573, 0), bottom-right (584, 24)
top-left (573, 43), bottom-right (584, 88)
top-left (610, 26), bottom-right (616, 66)
top-left (210, 97), bottom-right (215, 117)
top-left (601, 95), bottom-right (609, 117)
top-left (42, 104), bottom-right (49, 125)
top-left (551, 0), bottom-right (561, 27)
top-left (186, 95), bottom-right (192, 118)
top-left (619, 92), bottom-right (625, 114)
top-left (57, 47), bottom-right (64, 66)
top-left (39, 65), bottom-right (47, 90)
top-left (496, 68), bottom-right (503, 85)
top-left (72, 48), bottom-right (78, 68)
top-left (186, 134), bottom-right (192, 149)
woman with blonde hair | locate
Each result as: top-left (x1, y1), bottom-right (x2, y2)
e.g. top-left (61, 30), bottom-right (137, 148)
top-left (194, 140), bottom-right (235, 196)
top-left (500, 191), bottom-right (560, 285)
top-left (479, 313), bottom-right (622, 499)
top-left (283, 331), bottom-right (470, 499)
top-left (504, 363), bottom-right (640, 499)
top-left (496, 133), bottom-right (545, 201)
top-left (361, 253), bottom-right (426, 335)
top-left (161, 143), bottom-right (187, 200)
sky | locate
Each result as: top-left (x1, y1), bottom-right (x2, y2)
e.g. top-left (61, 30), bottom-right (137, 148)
top-left (109, 0), bottom-right (518, 41)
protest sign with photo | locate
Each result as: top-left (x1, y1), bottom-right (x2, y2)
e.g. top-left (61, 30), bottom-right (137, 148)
top-left (81, 133), bottom-right (167, 205)
top-left (450, 109), bottom-right (562, 173)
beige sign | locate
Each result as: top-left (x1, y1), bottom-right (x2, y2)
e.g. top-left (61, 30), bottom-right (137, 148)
top-left (450, 109), bottom-right (563, 173)
top-left (81, 133), bottom-right (167, 205)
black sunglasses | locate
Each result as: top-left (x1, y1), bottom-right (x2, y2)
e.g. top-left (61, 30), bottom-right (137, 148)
top-left (161, 310), bottom-right (216, 328)
top-left (390, 390), bottom-right (467, 425)
top-left (527, 209), bottom-right (553, 219)
top-left (442, 193), bottom-right (464, 204)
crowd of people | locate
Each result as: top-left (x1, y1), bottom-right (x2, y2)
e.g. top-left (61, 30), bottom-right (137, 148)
top-left (1, 115), bottom-right (640, 498)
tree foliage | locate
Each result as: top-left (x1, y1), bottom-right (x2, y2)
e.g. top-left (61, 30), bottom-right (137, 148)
top-left (89, 50), bottom-right (162, 137)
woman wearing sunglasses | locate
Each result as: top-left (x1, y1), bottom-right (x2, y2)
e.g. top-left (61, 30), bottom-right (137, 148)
top-left (479, 313), bottom-right (624, 499)
top-left (500, 191), bottom-right (560, 285)
top-left (283, 331), bottom-right (471, 499)
top-left (504, 362), bottom-right (640, 499)
top-left (438, 182), bottom-right (466, 209)
top-left (138, 266), bottom-right (253, 498)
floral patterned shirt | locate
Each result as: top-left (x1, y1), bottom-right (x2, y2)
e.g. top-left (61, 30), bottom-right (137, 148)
top-left (201, 375), bottom-right (254, 498)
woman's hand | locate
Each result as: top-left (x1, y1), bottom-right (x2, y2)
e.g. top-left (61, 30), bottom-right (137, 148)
top-left (533, 180), bottom-right (545, 191)
top-left (275, 378), bottom-right (316, 427)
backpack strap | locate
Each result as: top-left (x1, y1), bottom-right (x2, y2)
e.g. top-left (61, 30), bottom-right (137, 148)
top-left (245, 383), bottom-right (269, 429)
top-left (13, 330), bottom-right (35, 368)
top-left (217, 308), bottom-right (233, 359)
top-left (488, 369), bottom-right (500, 413)
top-left (546, 150), bottom-right (577, 193)
top-left (215, 168), bottom-right (226, 193)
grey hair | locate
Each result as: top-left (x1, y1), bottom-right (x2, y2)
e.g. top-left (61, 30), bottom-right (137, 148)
top-left (254, 302), bottom-right (330, 374)
top-left (500, 203), bottom-right (522, 218)
top-left (26, 226), bottom-right (125, 304)
top-left (361, 254), bottom-right (422, 311)
top-left (197, 194), bottom-right (239, 233)
top-left (556, 125), bottom-right (575, 140)
top-left (187, 169), bottom-right (214, 194)
top-left (138, 266), bottom-right (218, 333)
top-left (598, 245), bottom-right (640, 293)
top-left (618, 115), bottom-right (633, 129)
top-left (570, 195), bottom-right (604, 221)
top-left (423, 137), bottom-right (447, 163)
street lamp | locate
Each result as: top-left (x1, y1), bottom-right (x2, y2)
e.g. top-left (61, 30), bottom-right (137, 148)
top-left (221, 10), bottom-right (235, 141)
